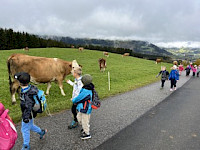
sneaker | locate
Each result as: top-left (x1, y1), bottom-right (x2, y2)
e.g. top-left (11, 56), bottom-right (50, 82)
top-left (174, 87), bottom-right (177, 90)
top-left (81, 132), bottom-right (91, 140)
top-left (170, 89), bottom-right (173, 92)
top-left (68, 120), bottom-right (78, 129)
top-left (40, 129), bottom-right (47, 139)
top-left (21, 144), bottom-right (30, 150)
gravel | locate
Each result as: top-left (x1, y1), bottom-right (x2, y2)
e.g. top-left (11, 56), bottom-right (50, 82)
top-left (12, 72), bottom-right (191, 150)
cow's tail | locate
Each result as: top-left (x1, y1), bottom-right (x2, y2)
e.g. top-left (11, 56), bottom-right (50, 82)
top-left (7, 57), bottom-right (13, 93)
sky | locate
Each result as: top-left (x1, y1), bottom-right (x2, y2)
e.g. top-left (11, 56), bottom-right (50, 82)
top-left (0, 0), bottom-right (200, 48)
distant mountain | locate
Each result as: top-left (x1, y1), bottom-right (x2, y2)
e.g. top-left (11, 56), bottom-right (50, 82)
top-left (42, 36), bottom-right (172, 56)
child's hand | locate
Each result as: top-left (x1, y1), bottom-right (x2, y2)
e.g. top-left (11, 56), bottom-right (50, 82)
top-left (70, 98), bottom-right (72, 101)
top-left (66, 80), bottom-right (70, 84)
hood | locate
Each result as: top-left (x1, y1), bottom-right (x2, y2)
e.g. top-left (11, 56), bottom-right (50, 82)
top-left (83, 83), bottom-right (94, 91)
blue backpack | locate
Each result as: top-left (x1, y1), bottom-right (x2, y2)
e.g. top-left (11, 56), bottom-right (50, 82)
top-left (33, 90), bottom-right (47, 113)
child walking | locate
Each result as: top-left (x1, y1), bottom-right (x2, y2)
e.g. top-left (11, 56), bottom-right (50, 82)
top-left (14, 72), bottom-right (47, 150)
top-left (72, 74), bottom-right (94, 140)
top-left (66, 67), bottom-right (83, 129)
top-left (185, 65), bottom-right (191, 76)
top-left (169, 65), bottom-right (179, 91)
top-left (156, 66), bottom-right (169, 88)
top-left (192, 65), bottom-right (197, 77)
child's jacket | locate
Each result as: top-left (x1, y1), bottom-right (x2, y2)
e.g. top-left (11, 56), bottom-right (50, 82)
top-left (68, 77), bottom-right (83, 99)
top-left (72, 83), bottom-right (94, 114)
top-left (157, 70), bottom-right (169, 80)
top-left (20, 85), bottom-right (38, 121)
top-left (169, 70), bottom-right (179, 80)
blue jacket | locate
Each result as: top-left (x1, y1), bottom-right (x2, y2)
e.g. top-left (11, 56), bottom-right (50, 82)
top-left (169, 70), bottom-right (179, 80)
top-left (72, 83), bottom-right (94, 114)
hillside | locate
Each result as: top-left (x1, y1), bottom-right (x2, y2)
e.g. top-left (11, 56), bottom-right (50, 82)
top-left (165, 47), bottom-right (200, 60)
top-left (42, 36), bottom-right (172, 56)
top-left (0, 48), bottom-right (172, 123)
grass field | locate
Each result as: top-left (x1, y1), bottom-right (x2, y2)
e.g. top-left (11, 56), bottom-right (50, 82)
top-left (0, 48), bottom-right (172, 123)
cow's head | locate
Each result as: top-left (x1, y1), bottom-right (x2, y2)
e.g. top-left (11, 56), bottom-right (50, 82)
top-left (71, 60), bottom-right (82, 74)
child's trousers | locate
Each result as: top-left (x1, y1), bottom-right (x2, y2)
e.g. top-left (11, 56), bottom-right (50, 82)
top-left (161, 80), bottom-right (165, 87)
top-left (71, 104), bottom-right (78, 122)
top-left (77, 112), bottom-right (91, 135)
top-left (170, 79), bottom-right (177, 88)
top-left (21, 119), bottom-right (42, 146)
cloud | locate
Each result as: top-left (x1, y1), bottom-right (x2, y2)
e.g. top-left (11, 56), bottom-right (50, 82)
top-left (0, 0), bottom-right (200, 46)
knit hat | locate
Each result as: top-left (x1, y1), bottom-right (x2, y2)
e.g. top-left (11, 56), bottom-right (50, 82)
top-left (14, 72), bottom-right (30, 85)
top-left (81, 74), bottom-right (92, 85)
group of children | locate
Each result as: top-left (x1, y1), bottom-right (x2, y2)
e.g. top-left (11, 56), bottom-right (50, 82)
top-left (14, 66), bottom-right (94, 150)
top-left (156, 62), bottom-right (200, 91)
top-left (185, 63), bottom-right (200, 77)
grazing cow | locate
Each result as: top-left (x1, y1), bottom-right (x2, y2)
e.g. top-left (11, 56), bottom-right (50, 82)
top-left (78, 47), bottom-right (84, 52)
top-left (98, 58), bottom-right (106, 72)
top-left (156, 59), bottom-right (162, 64)
top-left (24, 47), bottom-right (29, 51)
top-left (122, 53), bottom-right (130, 57)
top-left (103, 52), bottom-right (109, 57)
top-left (7, 53), bottom-right (80, 104)
top-left (71, 45), bottom-right (75, 48)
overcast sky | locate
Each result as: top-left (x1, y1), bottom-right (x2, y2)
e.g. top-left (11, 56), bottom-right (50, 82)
top-left (1, 0), bottom-right (200, 47)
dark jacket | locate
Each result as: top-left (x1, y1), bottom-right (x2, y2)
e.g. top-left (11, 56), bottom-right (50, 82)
top-left (156, 70), bottom-right (169, 80)
top-left (20, 85), bottom-right (38, 122)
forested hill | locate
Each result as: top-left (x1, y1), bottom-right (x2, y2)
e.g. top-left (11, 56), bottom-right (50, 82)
top-left (0, 28), bottom-right (70, 50)
top-left (45, 36), bottom-right (172, 56)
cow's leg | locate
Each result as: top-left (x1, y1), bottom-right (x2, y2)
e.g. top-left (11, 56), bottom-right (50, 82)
top-left (58, 80), bottom-right (65, 96)
top-left (46, 82), bottom-right (51, 95)
top-left (11, 80), bottom-right (20, 104)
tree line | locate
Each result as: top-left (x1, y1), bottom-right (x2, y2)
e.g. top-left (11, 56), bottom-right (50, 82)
top-left (0, 28), bottom-right (71, 50)
top-left (0, 28), bottom-right (171, 62)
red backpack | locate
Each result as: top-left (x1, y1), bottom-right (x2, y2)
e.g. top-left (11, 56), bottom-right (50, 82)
top-left (0, 103), bottom-right (17, 150)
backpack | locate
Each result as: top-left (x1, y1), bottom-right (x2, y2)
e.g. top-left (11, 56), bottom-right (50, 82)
top-left (89, 89), bottom-right (101, 109)
top-left (33, 90), bottom-right (47, 113)
top-left (0, 103), bottom-right (17, 150)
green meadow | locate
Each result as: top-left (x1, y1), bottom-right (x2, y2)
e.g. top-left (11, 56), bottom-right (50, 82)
top-left (0, 48), bottom-right (172, 123)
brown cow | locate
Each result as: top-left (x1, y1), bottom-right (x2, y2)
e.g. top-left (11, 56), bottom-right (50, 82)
top-left (122, 53), bottom-right (130, 57)
top-left (103, 52), bottom-right (109, 57)
top-left (155, 59), bottom-right (162, 64)
top-left (7, 53), bottom-right (80, 104)
top-left (25, 47), bottom-right (29, 51)
top-left (78, 47), bottom-right (84, 52)
top-left (98, 58), bottom-right (106, 72)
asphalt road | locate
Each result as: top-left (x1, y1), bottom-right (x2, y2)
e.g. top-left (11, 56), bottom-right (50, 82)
top-left (12, 72), bottom-right (190, 150)
top-left (95, 77), bottom-right (200, 150)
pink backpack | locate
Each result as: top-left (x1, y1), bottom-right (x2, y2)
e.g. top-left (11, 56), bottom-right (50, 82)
top-left (0, 103), bottom-right (17, 150)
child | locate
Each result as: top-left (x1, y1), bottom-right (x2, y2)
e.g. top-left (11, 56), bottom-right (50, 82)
top-left (197, 65), bottom-right (200, 77)
top-left (185, 65), bottom-right (191, 76)
top-left (169, 65), bottom-right (179, 91)
top-left (66, 67), bottom-right (83, 129)
top-left (14, 72), bottom-right (47, 150)
top-left (72, 74), bottom-right (94, 140)
top-left (156, 66), bottom-right (169, 88)
top-left (178, 64), bottom-right (184, 75)
top-left (192, 65), bottom-right (197, 77)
